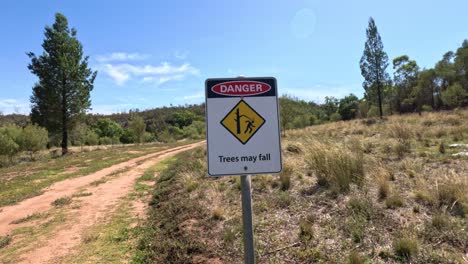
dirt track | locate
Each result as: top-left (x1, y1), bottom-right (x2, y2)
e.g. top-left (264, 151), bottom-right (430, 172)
top-left (0, 141), bottom-right (204, 263)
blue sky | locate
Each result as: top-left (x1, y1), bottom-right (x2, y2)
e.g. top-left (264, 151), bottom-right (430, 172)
top-left (1, 0), bottom-right (467, 114)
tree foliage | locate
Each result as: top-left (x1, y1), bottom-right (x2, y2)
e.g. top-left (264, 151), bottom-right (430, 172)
top-left (28, 13), bottom-right (97, 155)
top-left (360, 17), bottom-right (390, 118)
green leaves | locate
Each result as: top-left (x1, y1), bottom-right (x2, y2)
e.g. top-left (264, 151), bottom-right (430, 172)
top-left (28, 13), bottom-right (97, 154)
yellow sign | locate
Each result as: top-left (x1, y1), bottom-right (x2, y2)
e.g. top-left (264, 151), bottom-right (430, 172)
top-left (221, 100), bottom-right (265, 144)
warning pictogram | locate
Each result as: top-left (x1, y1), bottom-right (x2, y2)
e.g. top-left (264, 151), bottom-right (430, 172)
top-left (220, 100), bottom-right (265, 144)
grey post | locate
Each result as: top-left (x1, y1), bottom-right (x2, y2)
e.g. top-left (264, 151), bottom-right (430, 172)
top-left (241, 175), bottom-right (255, 264)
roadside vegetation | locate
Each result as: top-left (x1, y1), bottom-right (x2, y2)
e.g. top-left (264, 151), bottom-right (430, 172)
top-left (0, 141), bottom-right (192, 207)
top-left (136, 109), bottom-right (467, 263)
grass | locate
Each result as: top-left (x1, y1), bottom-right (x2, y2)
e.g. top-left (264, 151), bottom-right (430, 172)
top-left (10, 212), bottom-right (46, 224)
top-left (0, 141), bottom-right (194, 207)
top-left (0, 236), bottom-right (11, 249)
top-left (52, 197), bottom-right (72, 207)
top-left (306, 141), bottom-right (364, 194)
top-left (385, 194), bottom-right (405, 209)
top-left (393, 237), bottom-right (418, 260)
top-left (127, 110), bottom-right (467, 262)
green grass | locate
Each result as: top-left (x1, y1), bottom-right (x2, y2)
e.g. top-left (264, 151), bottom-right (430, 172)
top-left (0, 236), bottom-right (11, 249)
top-left (52, 197), bottom-right (72, 207)
top-left (393, 237), bottom-right (418, 260)
top-left (0, 141), bottom-right (193, 207)
top-left (10, 212), bottom-right (46, 224)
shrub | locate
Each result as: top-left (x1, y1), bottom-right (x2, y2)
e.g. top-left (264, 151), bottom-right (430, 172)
top-left (84, 130), bottom-right (99, 146)
top-left (17, 124), bottom-right (48, 155)
top-left (367, 106), bottom-right (380, 118)
top-left (329, 112), bottom-right (342, 122)
top-left (393, 238), bottom-right (418, 260)
top-left (421, 105), bottom-right (433, 112)
top-left (307, 142), bottom-right (364, 194)
top-left (0, 133), bottom-right (19, 159)
top-left (99, 136), bottom-right (112, 145)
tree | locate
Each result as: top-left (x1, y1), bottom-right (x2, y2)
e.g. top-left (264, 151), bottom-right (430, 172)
top-left (392, 55), bottom-right (419, 112)
top-left (28, 13), bottom-right (97, 156)
top-left (359, 17), bottom-right (390, 118)
top-left (413, 69), bottom-right (437, 112)
top-left (93, 118), bottom-right (123, 140)
top-left (441, 83), bottom-right (467, 108)
top-left (338, 94), bottom-right (359, 120)
top-left (129, 115), bottom-right (146, 144)
top-left (454, 40), bottom-right (468, 94)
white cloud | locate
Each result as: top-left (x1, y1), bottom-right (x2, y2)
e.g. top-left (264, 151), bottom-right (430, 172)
top-left (100, 62), bottom-right (200, 86)
top-left (283, 83), bottom-right (362, 103)
top-left (95, 52), bottom-right (149, 62)
top-left (0, 99), bottom-right (30, 114)
top-left (182, 92), bottom-right (204, 101)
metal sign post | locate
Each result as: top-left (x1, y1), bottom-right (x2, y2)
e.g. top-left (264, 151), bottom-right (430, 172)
top-left (205, 77), bottom-right (282, 264)
top-left (241, 175), bottom-right (255, 264)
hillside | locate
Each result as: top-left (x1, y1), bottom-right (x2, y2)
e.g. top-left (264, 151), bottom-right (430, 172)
top-left (135, 110), bottom-right (467, 263)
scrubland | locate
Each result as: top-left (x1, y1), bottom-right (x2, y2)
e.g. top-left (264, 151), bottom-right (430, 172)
top-left (136, 110), bottom-right (467, 263)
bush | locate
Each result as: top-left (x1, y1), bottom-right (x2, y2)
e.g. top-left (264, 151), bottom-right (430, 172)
top-left (441, 83), bottom-right (467, 108)
top-left (421, 105), bottom-right (433, 112)
top-left (367, 106), bottom-right (380, 118)
top-left (0, 133), bottom-right (19, 159)
top-left (99, 136), bottom-right (112, 145)
top-left (329, 112), bottom-right (342, 122)
top-left (84, 130), bottom-right (99, 146)
top-left (17, 124), bottom-right (48, 154)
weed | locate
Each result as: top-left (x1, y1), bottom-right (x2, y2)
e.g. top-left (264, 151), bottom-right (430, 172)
top-left (348, 251), bottom-right (368, 264)
top-left (385, 194), bottom-right (405, 209)
top-left (0, 235), bottom-right (11, 249)
top-left (222, 228), bottom-right (236, 244)
top-left (52, 196), bottom-right (72, 207)
top-left (393, 237), bottom-right (418, 260)
top-left (299, 220), bottom-right (314, 241)
top-left (276, 191), bottom-right (292, 208)
top-left (377, 176), bottom-right (390, 200)
top-left (431, 214), bottom-right (449, 230)
top-left (185, 179), bottom-right (199, 192)
top-left (82, 232), bottom-right (99, 243)
top-left (279, 166), bottom-right (292, 191)
top-left (438, 141), bottom-right (445, 154)
top-left (286, 143), bottom-right (302, 154)
top-left (10, 212), bottom-right (44, 224)
top-left (348, 196), bottom-right (374, 220)
top-left (72, 192), bottom-right (92, 198)
top-left (90, 178), bottom-right (107, 186)
top-left (212, 207), bottom-right (224, 220)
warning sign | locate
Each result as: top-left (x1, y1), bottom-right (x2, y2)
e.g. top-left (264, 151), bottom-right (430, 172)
top-left (220, 100), bottom-right (265, 145)
top-left (205, 77), bottom-right (282, 176)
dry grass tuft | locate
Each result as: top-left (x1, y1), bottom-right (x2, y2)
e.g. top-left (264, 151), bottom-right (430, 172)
top-left (306, 141), bottom-right (364, 194)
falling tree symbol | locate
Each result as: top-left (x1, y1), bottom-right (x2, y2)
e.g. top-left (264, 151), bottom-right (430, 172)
top-left (234, 107), bottom-right (254, 135)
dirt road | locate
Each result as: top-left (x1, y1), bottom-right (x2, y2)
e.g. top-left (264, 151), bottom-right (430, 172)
top-left (0, 141), bottom-right (204, 263)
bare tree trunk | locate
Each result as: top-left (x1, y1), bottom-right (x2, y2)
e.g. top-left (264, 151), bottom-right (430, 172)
top-left (61, 76), bottom-right (68, 156)
top-left (377, 83), bottom-right (383, 119)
